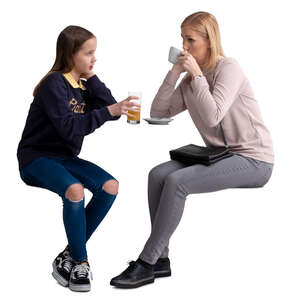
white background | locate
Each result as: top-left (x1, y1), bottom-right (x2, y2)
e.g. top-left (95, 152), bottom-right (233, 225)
top-left (1, 0), bottom-right (288, 299)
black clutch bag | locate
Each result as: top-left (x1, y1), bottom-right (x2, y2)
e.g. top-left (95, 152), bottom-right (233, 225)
top-left (169, 123), bottom-right (233, 166)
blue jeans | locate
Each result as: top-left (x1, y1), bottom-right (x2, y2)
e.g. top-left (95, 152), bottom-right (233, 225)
top-left (19, 156), bottom-right (117, 262)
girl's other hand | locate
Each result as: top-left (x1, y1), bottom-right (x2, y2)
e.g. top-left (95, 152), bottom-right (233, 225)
top-left (80, 71), bottom-right (95, 80)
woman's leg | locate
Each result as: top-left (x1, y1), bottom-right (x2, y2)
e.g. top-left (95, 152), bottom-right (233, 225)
top-left (147, 160), bottom-right (187, 258)
top-left (62, 157), bottom-right (118, 242)
top-left (19, 157), bottom-right (88, 262)
top-left (139, 154), bottom-right (273, 264)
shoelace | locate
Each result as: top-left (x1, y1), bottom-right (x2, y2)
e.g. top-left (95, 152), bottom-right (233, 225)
top-left (73, 264), bottom-right (92, 280)
top-left (126, 260), bottom-right (138, 272)
top-left (60, 250), bottom-right (74, 273)
top-left (62, 258), bottom-right (74, 273)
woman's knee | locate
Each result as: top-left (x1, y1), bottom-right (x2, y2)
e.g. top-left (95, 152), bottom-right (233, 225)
top-left (149, 164), bottom-right (166, 182)
top-left (65, 183), bottom-right (84, 201)
top-left (102, 179), bottom-right (119, 195)
top-left (149, 162), bottom-right (174, 185)
top-left (164, 171), bottom-right (187, 192)
top-left (165, 172), bottom-right (179, 185)
top-left (165, 171), bottom-right (192, 196)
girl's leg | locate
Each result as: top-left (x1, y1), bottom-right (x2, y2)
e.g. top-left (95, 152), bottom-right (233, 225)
top-left (85, 184), bottom-right (117, 241)
top-left (139, 154), bottom-right (273, 264)
top-left (147, 160), bottom-right (187, 258)
top-left (62, 194), bottom-right (87, 262)
top-left (62, 157), bottom-right (118, 242)
top-left (20, 157), bottom-right (88, 262)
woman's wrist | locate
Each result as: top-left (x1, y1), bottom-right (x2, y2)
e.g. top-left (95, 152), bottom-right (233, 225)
top-left (191, 72), bottom-right (203, 79)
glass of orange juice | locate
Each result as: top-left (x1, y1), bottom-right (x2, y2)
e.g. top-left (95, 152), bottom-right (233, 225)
top-left (127, 91), bottom-right (141, 124)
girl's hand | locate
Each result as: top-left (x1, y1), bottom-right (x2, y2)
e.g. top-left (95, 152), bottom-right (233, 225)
top-left (107, 96), bottom-right (140, 118)
top-left (177, 51), bottom-right (203, 78)
top-left (80, 71), bottom-right (95, 80)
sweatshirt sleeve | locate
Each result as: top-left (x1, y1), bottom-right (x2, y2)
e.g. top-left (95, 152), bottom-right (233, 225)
top-left (190, 60), bottom-right (245, 127)
top-left (39, 73), bottom-right (114, 142)
top-left (84, 74), bottom-right (120, 120)
top-left (150, 71), bottom-right (186, 118)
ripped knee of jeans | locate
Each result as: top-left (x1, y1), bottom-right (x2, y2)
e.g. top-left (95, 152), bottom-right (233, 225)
top-left (102, 179), bottom-right (119, 195)
top-left (65, 183), bottom-right (84, 202)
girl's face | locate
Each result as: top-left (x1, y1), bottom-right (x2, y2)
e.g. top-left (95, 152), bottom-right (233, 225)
top-left (181, 26), bottom-right (210, 65)
top-left (72, 37), bottom-right (97, 75)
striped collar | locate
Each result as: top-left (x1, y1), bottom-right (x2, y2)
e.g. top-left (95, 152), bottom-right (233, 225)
top-left (63, 72), bottom-right (86, 90)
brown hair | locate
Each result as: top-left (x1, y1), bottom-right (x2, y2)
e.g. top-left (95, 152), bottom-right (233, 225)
top-left (33, 25), bottom-right (95, 96)
top-left (181, 11), bottom-right (225, 72)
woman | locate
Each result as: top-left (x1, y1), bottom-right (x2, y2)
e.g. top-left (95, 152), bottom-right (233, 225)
top-left (17, 25), bottom-right (139, 292)
top-left (110, 11), bottom-right (274, 288)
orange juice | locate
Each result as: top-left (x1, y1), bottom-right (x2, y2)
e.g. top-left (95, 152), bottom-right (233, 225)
top-left (127, 92), bottom-right (142, 124)
top-left (127, 107), bottom-right (141, 124)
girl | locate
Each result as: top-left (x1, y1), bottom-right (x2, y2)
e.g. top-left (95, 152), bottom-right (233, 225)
top-left (17, 25), bottom-right (139, 292)
top-left (110, 11), bottom-right (274, 288)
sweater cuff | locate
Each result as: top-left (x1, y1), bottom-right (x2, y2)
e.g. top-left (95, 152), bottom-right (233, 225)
top-left (93, 106), bottom-right (112, 121)
top-left (164, 70), bottom-right (180, 86)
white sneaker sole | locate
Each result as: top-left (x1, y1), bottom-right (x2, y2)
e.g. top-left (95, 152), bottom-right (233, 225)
top-left (51, 261), bottom-right (69, 287)
top-left (69, 282), bottom-right (91, 292)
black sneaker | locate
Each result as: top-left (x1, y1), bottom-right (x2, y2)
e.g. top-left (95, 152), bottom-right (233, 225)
top-left (52, 249), bottom-right (75, 287)
top-left (110, 261), bottom-right (154, 289)
top-left (154, 257), bottom-right (171, 278)
top-left (69, 262), bottom-right (92, 292)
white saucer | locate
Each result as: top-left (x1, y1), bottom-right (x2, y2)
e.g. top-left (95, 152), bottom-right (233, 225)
top-left (143, 117), bottom-right (174, 125)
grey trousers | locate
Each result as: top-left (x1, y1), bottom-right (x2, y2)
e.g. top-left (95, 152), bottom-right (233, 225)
top-left (139, 154), bottom-right (274, 264)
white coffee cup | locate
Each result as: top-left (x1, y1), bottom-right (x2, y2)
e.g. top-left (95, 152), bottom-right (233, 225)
top-left (168, 46), bottom-right (182, 64)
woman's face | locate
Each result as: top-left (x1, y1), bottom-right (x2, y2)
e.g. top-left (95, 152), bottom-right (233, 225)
top-left (72, 37), bottom-right (97, 75)
top-left (181, 26), bottom-right (210, 65)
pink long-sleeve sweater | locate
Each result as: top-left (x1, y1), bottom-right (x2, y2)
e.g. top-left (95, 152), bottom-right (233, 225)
top-left (150, 57), bottom-right (274, 164)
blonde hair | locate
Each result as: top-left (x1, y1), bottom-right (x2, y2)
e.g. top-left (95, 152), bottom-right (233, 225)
top-left (181, 11), bottom-right (225, 72)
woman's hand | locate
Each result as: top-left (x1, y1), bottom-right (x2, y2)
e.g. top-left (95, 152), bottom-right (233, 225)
top-left (177, 51), bottom-right (203, 78)
top-left (107, 96), bottom-right (140, 118)
top-left (171, 62), bottom-right (186, 75)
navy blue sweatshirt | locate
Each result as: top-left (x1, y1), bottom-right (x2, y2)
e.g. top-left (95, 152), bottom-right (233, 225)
top-left (17, 71), bottom-right (120, 170)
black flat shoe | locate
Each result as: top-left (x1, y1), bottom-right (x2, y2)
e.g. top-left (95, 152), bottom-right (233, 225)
top-left (154, 257), bottom-right (171, 278)
top-left (110, 261), bottom-right (154, 289)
